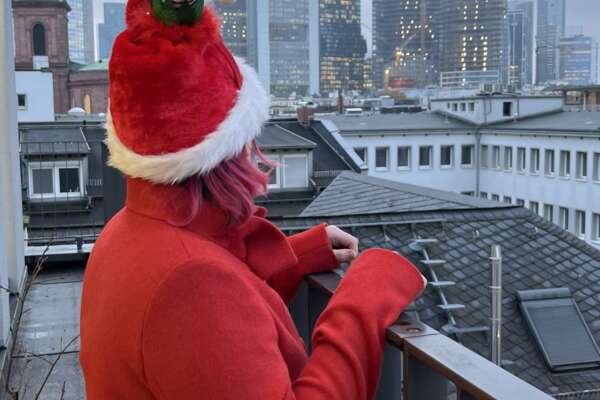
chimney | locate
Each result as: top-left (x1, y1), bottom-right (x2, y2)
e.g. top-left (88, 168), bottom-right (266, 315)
top-left (297, 104), bottom-right (314, 128)
top-left (490, 245), bottom-right (502, 366)
top-left (337, 90), bottom-right (345, 114)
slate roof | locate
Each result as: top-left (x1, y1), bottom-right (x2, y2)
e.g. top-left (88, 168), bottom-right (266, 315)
top-left (301, 172), bottom-right (509, 217)
top-left (275, 174), bottom-right (600, 398)
top-left (487, 111), bottom-right (600, 133)
top-left (20, 127), bottom-right (90, 156)
top-left (322, 112), bottom-right (473, 133)
top-left (257, 124), bottom-right (317, 150)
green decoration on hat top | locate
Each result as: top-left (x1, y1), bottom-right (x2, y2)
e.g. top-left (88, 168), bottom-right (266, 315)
top-left (150, 0), bottom-right (204, 26)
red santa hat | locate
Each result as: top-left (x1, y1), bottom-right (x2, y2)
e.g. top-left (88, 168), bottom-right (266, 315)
top-left (105, 0), bottom-right (269, 184)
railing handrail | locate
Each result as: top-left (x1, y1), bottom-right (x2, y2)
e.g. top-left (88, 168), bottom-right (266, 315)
top-left (306, 272), bottom-right (553, 400)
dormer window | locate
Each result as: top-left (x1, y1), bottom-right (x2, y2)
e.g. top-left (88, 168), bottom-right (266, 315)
top-left (260, 153), bottom-right (309, 190)
top-left (28, 160), bottom-right (84, 200)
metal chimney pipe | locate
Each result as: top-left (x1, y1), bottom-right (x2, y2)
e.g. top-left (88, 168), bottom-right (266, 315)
top-left (490, 245), bottom-right (502, 366)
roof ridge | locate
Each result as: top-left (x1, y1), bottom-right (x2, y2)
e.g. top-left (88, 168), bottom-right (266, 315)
top-left (337, 171), bottom-right (506, 209)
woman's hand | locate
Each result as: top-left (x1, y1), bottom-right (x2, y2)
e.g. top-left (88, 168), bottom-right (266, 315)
top-left (326, 225), bottom-right (359, 264)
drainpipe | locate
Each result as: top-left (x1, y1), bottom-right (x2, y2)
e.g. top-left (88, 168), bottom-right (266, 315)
top-left (0, 0), bottom-right (25, 345)
top-left (490, 245), bottom-right (502, 366)
top-left (475, 128), bottom-right (481, 197)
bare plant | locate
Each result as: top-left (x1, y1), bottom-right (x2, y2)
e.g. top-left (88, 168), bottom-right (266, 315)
top-left (0, 243), bottom-right (77, 399)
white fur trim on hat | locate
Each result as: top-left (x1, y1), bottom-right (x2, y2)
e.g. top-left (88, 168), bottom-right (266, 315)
top-left (105, 57), bottom-right (270, 185)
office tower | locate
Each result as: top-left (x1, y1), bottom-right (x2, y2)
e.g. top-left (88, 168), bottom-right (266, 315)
top-left (68, 0), bottom-right (95, 64)
top-left (213, 0), bottom-right (248, 59)
top-left (97, 2), bottom-right (126, 59)
top-left (536, 0), bottom-right (565, 84)
top-left (559, 35), bottom-right (599, 85)
top-left (319, 0), bottom-right (367, 95)
top-left (508, 1), bottom-right (534, 87)
top-left (439, 0), bottom-right (509, 89)
top-left (267, 0), bottom-right (318, 97)
top-left (372, 0), bottom-right (441, 90)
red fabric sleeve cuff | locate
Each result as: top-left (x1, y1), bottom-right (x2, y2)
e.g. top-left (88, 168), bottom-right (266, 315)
top-left (288, 224), bottom-right (339, 276)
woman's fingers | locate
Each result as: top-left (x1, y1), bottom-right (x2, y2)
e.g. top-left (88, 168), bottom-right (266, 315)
top-left (333, 248), bottom-right (358, 264)
top-left (326, 225), bottom-right (359, 258)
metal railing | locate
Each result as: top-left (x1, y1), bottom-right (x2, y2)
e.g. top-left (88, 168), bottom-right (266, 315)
top-left (292, 272), bottom-right (553, 400)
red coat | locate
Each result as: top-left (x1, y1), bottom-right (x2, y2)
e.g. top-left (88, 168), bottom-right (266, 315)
top-left (80, 178), bottom-right (424, 399)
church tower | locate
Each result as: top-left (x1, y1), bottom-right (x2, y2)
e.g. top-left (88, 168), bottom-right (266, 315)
top-left (12, 0), bottom-right (71, 113)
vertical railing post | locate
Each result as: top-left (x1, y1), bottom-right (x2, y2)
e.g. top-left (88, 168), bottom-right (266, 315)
top-left (0, 0), bottom-right (25, 346)
top-left (375, 344), bottom-right (403, 400)
top-left (307, 285), bottom-right (331, 354)
top-left (402, 353), bottom-right (448, 400)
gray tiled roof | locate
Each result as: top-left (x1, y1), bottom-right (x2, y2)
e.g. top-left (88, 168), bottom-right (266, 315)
top-left (321, 112), bottom-right (473, 133)
top-left (20, 127), bottom-right (90, 156)
top-left (488, 111), bottom-right (600, 133)
top-left (301, 172), bottom-right (509, 217)
top-left (257, 124), bottom-right (317, 150)
top-left (276, 174), bottom-right (600, 398)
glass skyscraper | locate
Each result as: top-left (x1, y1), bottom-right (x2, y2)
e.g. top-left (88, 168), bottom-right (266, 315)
top-left (536, 0), bottom-right (565, 84)
top-left (319, 0), bottom-right (367, 95)
top-left (68, 0), bottom-right (94, 64)
top-left (559, 35), bottom-right (599, 85)
top-left (97, 2), bottom-right (126, 60)
top-left (213, 0), bottom-right (248, 59)
top-left (438, 0), bottom-right (509, 88)
top-left (372, 0), bottom-right (442, 90)
top-left (508, 1), bottom-right (534, 87)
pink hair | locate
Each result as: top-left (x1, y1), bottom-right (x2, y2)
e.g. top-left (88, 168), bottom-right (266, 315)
top-left (169, 141), bottom-right (276, 228)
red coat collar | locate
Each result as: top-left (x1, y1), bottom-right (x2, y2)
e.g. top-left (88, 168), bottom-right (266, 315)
top-left (125, 178), bottom-right (298, 280)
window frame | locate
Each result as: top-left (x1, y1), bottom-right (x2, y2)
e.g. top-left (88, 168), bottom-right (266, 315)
top-left (480, 145), bottom-right (489, 168)
top-left (575, 210), bottom-right (586, 239)
top-left (530, 148), bottom-right (540, 175)
top-left (440, 145), bottom-right (454, 168)
top-left (27, 160), bottom-right (84, 200)
top-left (504, 146), bottom-right (513, 171)
top-left (281, 153), bottom-right (309, 189)
top-left (544, 149), bottom-right (555, 177)
top-left (492, 145), bottom-right (501, 169)
top-left (375, 147), bottom-right (390, 171)
top-left (418, 145), bottom-right (433, 169)
top-left (354, 147), bottom-right (368, 167)
top-left (559, 150), bottom-right (571, 178)
top-left (529, 201), bottom-right (539, 215)
top-left (461, 144), bottom-right (474, 168)
top-left (17, 93), bottom-right (27, 110)
top-left (397, 146), bottom-right (411, 170)
top-left (593, 153), bottom-right (600, 182)
top-left (576, 151), bottom-right (588, 181)
top-left (516, 147), bottom-right (526, 173)
top-left (543, 204), bottom-right (554, 222)
top-left (559, 207), bottom-right (570, 231)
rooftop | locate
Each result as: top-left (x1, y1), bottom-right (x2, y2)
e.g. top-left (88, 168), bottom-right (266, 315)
top-left (276, 172), bottom-right (600, 397)
top-left (301, 171), bottom-right (508, 217)
top-left (321, 112), bottom-right (472, 133)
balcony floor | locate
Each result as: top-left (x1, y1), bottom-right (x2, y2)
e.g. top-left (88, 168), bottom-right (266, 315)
top-left (7, 264), bottom-right (85, 399)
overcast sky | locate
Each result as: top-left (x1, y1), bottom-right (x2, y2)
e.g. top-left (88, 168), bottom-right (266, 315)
top-left (92, 0), bottom-right (600, 58)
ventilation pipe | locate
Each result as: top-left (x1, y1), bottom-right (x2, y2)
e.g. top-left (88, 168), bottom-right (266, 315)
top-left (490, 245), bottom-right (502, 366)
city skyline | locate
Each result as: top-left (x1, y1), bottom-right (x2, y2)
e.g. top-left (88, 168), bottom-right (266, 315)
top-left (91, 0), bottom-right (600, 57)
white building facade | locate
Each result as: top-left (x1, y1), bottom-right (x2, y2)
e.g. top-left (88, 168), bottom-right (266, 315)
top-left (15, 70), bottom-right (54, 122)
top-left (322, 94), bottom-right (600, 246)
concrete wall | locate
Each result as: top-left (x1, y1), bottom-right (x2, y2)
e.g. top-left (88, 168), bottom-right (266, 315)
top-left (15, 70), bottom-right (54, 122)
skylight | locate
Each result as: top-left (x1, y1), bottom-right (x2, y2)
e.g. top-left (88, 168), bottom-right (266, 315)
top-left (517, 288), bottom-right (600, 373)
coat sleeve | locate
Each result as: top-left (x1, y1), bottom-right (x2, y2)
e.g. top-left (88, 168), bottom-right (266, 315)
top-left (142, 249), bottom-right (424, 400)
top-left (268, 224), bottom-right (339, 304)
